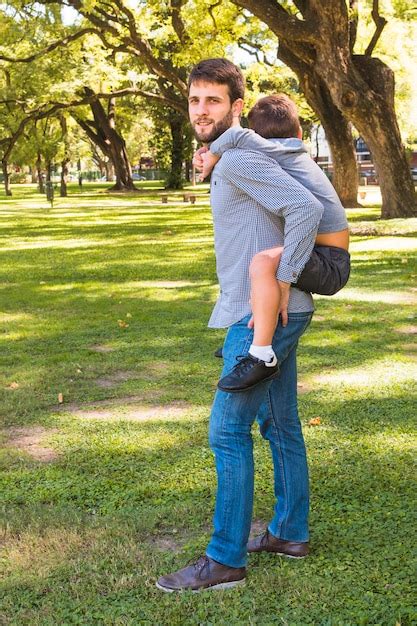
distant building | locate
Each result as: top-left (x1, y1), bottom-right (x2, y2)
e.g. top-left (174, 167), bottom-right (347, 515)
top-left (309, 125), bottom-right (377, 182)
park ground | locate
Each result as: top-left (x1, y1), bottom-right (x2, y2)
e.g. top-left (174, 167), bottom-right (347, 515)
top-left (0, 183), bottom-right (416, 625)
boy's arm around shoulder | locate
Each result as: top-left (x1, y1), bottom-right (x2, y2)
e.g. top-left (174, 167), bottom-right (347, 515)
top-left (210, 126), bottom-right (294, 159)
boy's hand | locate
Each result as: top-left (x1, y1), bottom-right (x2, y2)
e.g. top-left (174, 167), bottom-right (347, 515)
top-left (278, 281), bottom-right (290, 327)
top-left (193, 146), bottom-right (208, 171)
top-left (200, 150), bottom-right (220, 180)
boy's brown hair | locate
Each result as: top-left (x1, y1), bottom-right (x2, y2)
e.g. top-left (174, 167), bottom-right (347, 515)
top-left (248, 94), bottom-right (301, 138)
top-left (188, 58), bottom-right (245, 103)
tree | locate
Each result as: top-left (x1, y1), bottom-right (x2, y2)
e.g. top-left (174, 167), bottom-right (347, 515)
top-left (230, 0), bottom-right (416, 218)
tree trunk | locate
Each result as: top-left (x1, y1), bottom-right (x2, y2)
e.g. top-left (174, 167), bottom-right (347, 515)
top-left (60, 157), bottom-right (70, 197)
top-left (105, 160), bottom-right (115, 182)
top-left (165, 110), bottom-right (185, 189)
top-left (331, 54), bottom-right (416, 218)
top-left (77, 158), bottom-right (82, 187)
top-left (278, 42), bottom-right (360, 207)
top-left (2, 159), bottom-right (12, 196)
top-left (36, 152), bottom-right (44, 193)
top-left (45, 161), bottom-right (52, 183)
top-left (59, 114), bottom-right (70, 197)
top-left (30, 165), bottom-right (37, 184)
top-left (75, 90), bottom-right (135, 192)
top-left (232, 0), bottom-right (416, 218)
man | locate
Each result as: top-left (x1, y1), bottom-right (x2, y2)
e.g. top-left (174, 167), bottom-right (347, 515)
top-left (156, 58), bottom-right (323, 593)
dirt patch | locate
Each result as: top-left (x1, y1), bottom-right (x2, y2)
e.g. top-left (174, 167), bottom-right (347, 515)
top-left (395, 325), bottom-right (417, 335)
top-left (4, 426), bottom-right (59, 462)
top-left (89, 344), bottom-right (115, 353)
top-left (137, 361), bottom-right (171, 382)
top-left (297, 381), bottom-right (313, 395)
top-left (402, 343), bottom-right (417, 352)
top-left (95, 371), bottom-right (135, 388)
top-left (148, 535), bottom-right (183, 553)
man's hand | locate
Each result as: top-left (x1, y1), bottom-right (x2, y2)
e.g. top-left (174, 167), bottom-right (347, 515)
top-left (200, 150), bottom-right (220, 180)
top-left (278, 280), bottom-right (291, 327)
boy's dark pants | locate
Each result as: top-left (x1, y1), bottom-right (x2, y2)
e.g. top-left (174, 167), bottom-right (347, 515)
top-left (295, 245), bottom-right (350, 295)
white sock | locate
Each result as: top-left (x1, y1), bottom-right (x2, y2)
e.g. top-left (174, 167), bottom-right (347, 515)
top-left (249, 344), bottom-right (277, 366)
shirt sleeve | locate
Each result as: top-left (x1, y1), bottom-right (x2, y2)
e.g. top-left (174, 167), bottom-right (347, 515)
top-left (219, 149), bottom-right (323, 283)
top-left (210, 126), bottom-right (297, 160)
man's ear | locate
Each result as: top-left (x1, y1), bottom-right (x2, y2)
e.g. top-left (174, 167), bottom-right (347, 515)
top-left (297, 126), bottom-right (303, 139)
top-left (232, 98), bottom-right (244, 118)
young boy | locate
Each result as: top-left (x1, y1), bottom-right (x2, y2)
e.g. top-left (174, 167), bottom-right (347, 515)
top-left (195, 94), bottom-right (350, 392)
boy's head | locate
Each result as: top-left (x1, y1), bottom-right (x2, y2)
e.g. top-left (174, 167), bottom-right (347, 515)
top-left (188, 58), bottom-right (245, 143)
top-left (248, 94), bottom-right (302, 139)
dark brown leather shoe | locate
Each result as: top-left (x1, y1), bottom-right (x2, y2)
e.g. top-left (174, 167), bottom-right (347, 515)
top-left (248, 529), bottom-right (309, 558)
top-left (156, 555), bottom-right (246, 592)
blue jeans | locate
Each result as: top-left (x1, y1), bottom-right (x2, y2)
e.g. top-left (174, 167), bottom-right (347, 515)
top-left (206, 312), bottom-right (313, 568)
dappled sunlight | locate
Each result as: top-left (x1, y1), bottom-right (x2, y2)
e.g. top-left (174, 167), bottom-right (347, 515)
top-left (1, 311), bottom-right (34, 323)
top-left (315, 287), bottom-right (417, 305)
top-left (350, 236), bottom-right (417, 252)
top-left (310, 357), bottom-right (416, 388)
top-left (117, 280), bottom-right (213, 289)
top-left (68, 400), bottom-right (201, 423)
top-left (2, 238), bottom-right (111, 251)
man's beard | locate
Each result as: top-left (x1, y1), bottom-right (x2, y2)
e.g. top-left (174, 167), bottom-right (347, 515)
top-left (192, 110), bottom-right (234, 143)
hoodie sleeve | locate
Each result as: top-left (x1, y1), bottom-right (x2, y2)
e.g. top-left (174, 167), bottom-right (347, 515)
top-left (210, 126), bottom-right (304, 160)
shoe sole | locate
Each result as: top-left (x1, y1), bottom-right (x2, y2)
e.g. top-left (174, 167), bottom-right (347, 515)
top-left (248, 550), bottom-right (308, 559)
top-left (156, 578), bottom-right (246, 593)
top-left (218, 370), bottom-right (279, 393)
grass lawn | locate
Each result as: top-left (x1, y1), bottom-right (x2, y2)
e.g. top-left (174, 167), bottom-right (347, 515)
top-left (0, 183), bottom-right (416, 625)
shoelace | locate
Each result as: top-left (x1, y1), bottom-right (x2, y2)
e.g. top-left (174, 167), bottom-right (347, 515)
top-left (231, 354), bottom-right (258, 375)
top-left (191, 555), bottom-right (211, 579)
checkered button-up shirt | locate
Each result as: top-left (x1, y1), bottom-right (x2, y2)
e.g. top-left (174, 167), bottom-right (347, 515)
top-left (208, 148), bottom-right (323, 329)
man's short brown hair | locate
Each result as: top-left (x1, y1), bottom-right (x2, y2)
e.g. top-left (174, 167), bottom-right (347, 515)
top-left (248, 94), bottom-right (300, 138)
top-left (188, 58), bottom-right (245, 103)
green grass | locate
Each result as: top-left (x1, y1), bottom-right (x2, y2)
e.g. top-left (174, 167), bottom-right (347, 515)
top-left (1, 183), bottom-right (416, 625)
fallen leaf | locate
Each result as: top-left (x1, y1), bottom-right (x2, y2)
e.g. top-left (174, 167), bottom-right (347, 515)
top-left (8, 382), bottom-right (19, 389)
top-left (126, 313), bottom-right (132, 318)
top-left (118, 320), bottom-right (129, 328)
top-left (58, 393), bottom-right (64, 404)
top-left (309, 417), bottom-right (321, 426)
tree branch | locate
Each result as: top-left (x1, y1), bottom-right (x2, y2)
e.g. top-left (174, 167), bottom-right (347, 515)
top-left (237, 37), bottom-right (275, 66)
top-left (230, 0), bottom-right (317, 43)
top-left (170, 0), bottom-right (191, 44)
top-left (0, 28), bottom-right (99, 63)
top-left (349, 0), bottom-right (359, 52)
top-left (365, 0), bottom-right (387, 57)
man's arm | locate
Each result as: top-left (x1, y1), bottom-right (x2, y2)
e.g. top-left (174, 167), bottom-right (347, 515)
top-left (219, 149), bottom-right (323, 284)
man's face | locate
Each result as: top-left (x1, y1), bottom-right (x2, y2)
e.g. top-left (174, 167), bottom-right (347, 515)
top-left (188, 80), bottom-right (242, 143)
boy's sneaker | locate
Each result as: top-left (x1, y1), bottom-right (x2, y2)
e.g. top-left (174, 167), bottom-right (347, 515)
top-left (217, 354), bottom-right (279, 393)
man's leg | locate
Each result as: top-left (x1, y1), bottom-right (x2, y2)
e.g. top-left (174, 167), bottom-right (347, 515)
top-left (207, 312), bottom-right (312, 566)
top-left (156, 313), bottom-right (311, 590)
top-left (206, 314), bottom-right (270, 567)
top-left (253, 312), bottom-right (312, 554)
